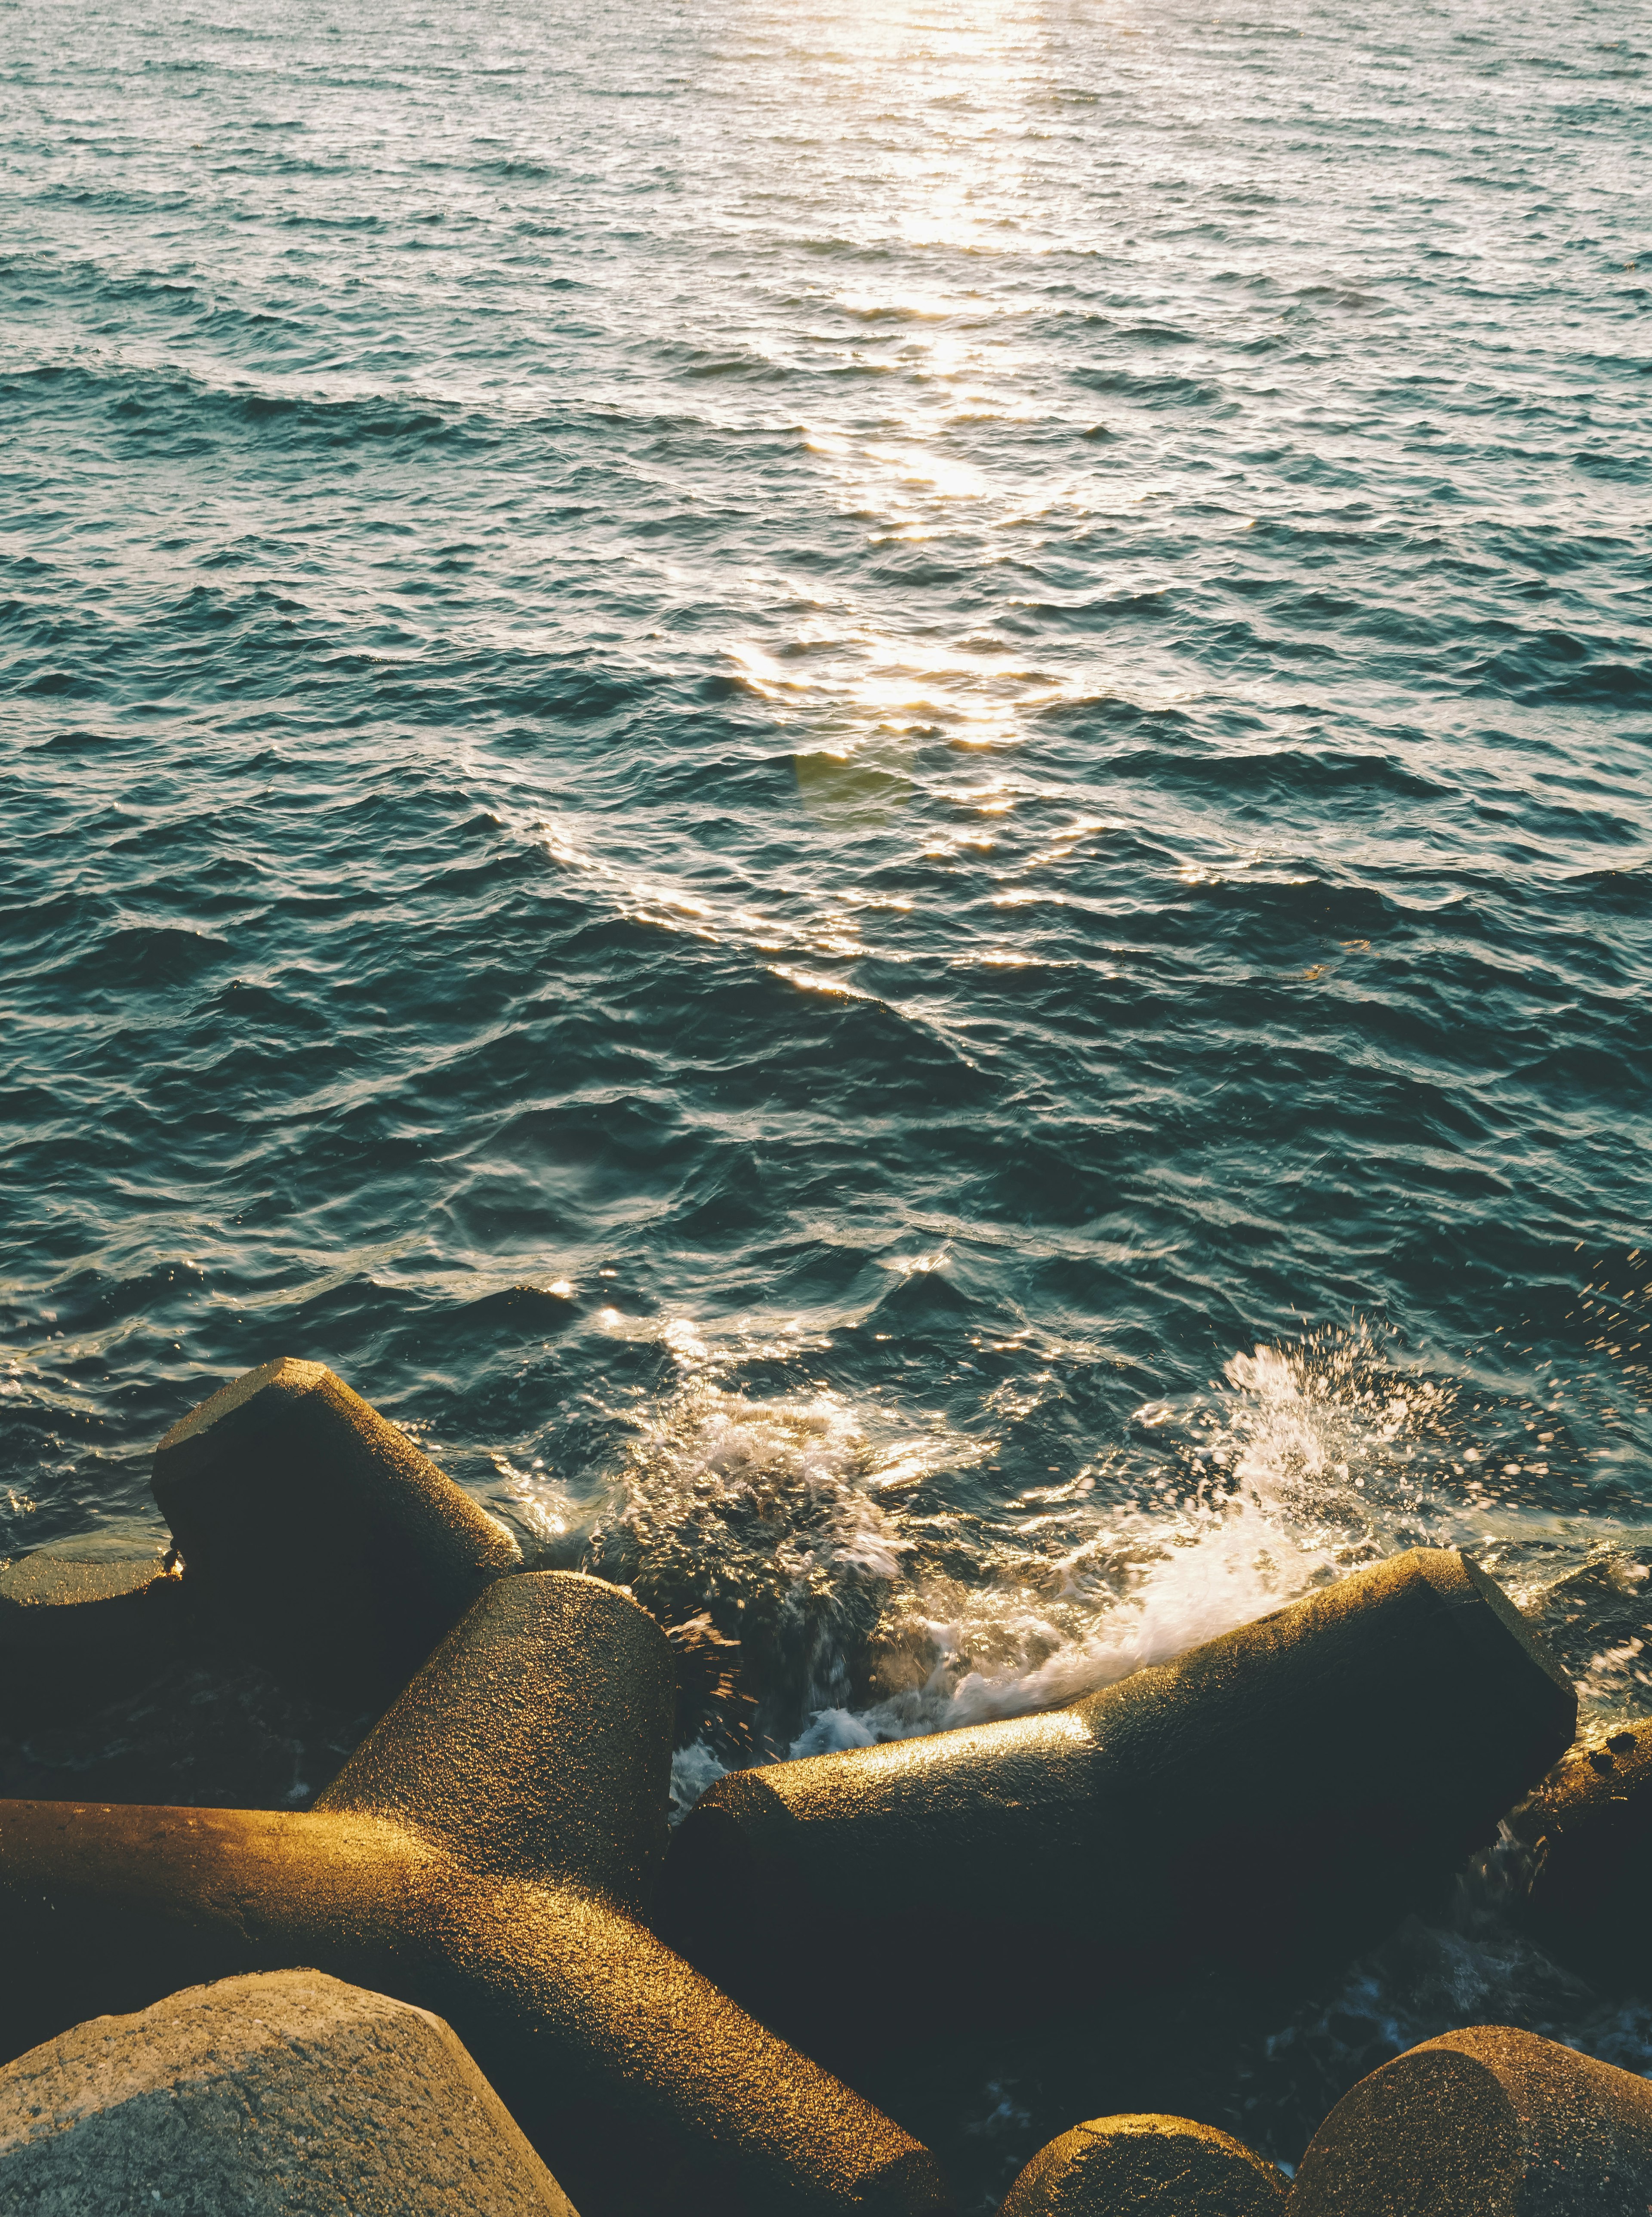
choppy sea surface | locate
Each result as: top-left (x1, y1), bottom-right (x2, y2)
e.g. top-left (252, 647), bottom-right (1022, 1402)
top-left (3, 0), bottom-right (1650, 2194)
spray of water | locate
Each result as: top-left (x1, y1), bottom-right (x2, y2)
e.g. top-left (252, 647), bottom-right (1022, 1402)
top-left (433, 1296), bottom-right (1648, 1820)
top-left (845, 1331), bottom-right (1460, 1743)
top-left (551, 1318), bottom-right (1598, 1812)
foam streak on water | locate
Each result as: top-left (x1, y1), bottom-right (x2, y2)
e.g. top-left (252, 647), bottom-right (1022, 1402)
top-left (3, 0), bottom-right (1651, 2196)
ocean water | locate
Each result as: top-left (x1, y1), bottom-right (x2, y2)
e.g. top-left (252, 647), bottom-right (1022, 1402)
top-left (3, 0), bottom-right (1651, 2195)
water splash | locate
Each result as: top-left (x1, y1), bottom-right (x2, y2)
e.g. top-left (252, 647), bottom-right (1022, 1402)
top-left (849, 1328), bottom-right (1459, 1742)
top-left (584, 1374), bottom-right (971, 1757)
top-left (587, 1320), bottom-right (1623, 1806)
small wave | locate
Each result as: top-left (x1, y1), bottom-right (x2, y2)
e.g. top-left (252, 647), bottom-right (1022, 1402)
top-left (71, 924), bottom-right (232, 993)
top-left (1100, 741), bottom-right (1453, 805)
top-left (1072, 366), bottom-right (1223, 406)
top-left (6, 358), bottom-right (497, 457)
top-left (1291, 285), bottom-right (1384, 311)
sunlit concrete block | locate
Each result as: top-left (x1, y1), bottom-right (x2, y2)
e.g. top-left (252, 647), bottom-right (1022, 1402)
top-left (152, 1358), bottom-right (521, 1713)
top-left (0, 1570), bottom-right (952, 2217)
top-left (658, 1550), bottom-right (1576, 2040)
top-left (999, 2113), bottom-right (1285, 2215)
top-left (0, 1968), bottom-right (576, 2215)
top-left (1287, 2024), bottom-right (1652, 2214)
top-left (317, 1559), bottom-right (674, 1914)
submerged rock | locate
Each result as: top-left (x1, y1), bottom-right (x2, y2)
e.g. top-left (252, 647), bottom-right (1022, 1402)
top-left (0, 1968), bottom-right (576, 2214)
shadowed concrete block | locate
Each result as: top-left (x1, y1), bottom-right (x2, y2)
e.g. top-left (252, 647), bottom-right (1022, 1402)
top-left (999, 2114), bottom-right (1286, 2215)
top-left (0, 1571), bottom-right (952, 2217)
top-left (0, 1968), bottom-right (575, 2215)
top-left (0, 1551), bottom-right (192, 1712)
top-left (1509, 1725), bottom-right (1652, 1989)
top-left (152, 1358), bottom-right (521, 1714)
top-left (658, 1550), bottom-right (1576, 2041)
top-left (1286, 2024), bottom-right (1652, 2214)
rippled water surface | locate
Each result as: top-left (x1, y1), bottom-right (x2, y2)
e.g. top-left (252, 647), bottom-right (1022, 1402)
top-left (3, 0), bottom-right (1651, 2193)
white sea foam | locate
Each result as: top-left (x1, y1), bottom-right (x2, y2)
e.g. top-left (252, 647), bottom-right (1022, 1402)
top-left (669, 1740), bottom-right (730, 1820)
top-left (830, 1332), bottom-right (1475, 1744)
top-left (595, 1320), bottom-right (1584, 1808)
top-left (573, 1310), bottom-right (1652, 1830)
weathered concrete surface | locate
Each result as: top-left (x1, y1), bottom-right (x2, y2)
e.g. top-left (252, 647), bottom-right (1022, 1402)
top-left (0, 1573), bottom-right (953, 2217)
top-left (659, 1550), bottom-right (1577, 2043)
top-left (1287, 2024), bottom-right (1652, 2214)
top-left (151, 1357), bottom-right (521, 1714)
top-left (999, 2113), bottom-right (1286, 2215)
top-left (1510, 1725), bottom-right (1652, 1989)
top-left (0, 1969), bottom-right (574, 2216)
top-left (0, 1550), bottom-right (191, 1707)
top-left (317, 1567), bottom-right (671, 1915)
top-left (0, 1550), bottom-right (182, 1655)
top-left (0, 1552), bottom-right (195, 1720)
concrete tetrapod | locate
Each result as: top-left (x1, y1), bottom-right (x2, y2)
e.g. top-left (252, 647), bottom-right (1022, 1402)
top-left (0, 1969), bottom-right (576, 2215)
top-left (1508, 1725), bottom-right (1652, 1990)
top-left (0, 1572), bottom-right (951, 2217)
top-left (1285, 2025), bottom-right (1652, 2215)
top-left (658, 1550), bottom-right (1577, 2039)
top-left (999, 2114), bottom-right (1286, 2215)
top-left (151, 1358), bottom-right (522, 1715)
top-left (0, 1549), bottom-right (190, 1711)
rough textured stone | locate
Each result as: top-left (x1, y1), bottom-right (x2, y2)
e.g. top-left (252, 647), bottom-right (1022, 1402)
top-left (0, 1549), bottom-right (188, 1656)
top-left (0, 1572), bottom-right (953, 2217)
top-left (658, 1550), bottom-right (1576, 2045)
top-left (0, 1968), bottom-right (574, 2215)
top-left (999, 2113), bottom-right (1286, 2214)
top-left (316, 1567), bottom-right (669, 1914)
top-left (1286, 2024), bottom-right (1652, 2215)
top-left (0, 1549), bottom-right (192, 1714)
top-left (151, 1357), bottom-right (521, 1714)
top-left (1509, 1725), bottom-right (1652, 1989)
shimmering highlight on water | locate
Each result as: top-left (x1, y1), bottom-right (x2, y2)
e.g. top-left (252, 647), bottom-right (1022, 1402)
top-left (3, 0), bottom-right (1651, 2191)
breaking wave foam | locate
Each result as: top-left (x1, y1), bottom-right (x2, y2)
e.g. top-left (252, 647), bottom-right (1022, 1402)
top-left (584, 1321), bottom-right (1563, 1811)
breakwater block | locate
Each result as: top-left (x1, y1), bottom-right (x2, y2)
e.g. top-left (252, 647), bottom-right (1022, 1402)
top-left (317, 1555), bottom-right (675, 1913)
top-left (151, 1357), bottom-right (521, 1714)
top-left (0, 1570), bottom-right (952, 2217)
top-left (999, 2113), bottom-right (1285, 2215)
top-left (657, 1549), bottom-right (1575, 2038)
top-left (1509, 1726), bottom-right (1652, 1989)
top-left (1287, 2024), bottom-right (1652, 2214)
top-left (0, 1550), bottom-right (190, 1707)
top-left (0, 1968), bottom-right (576, 2214)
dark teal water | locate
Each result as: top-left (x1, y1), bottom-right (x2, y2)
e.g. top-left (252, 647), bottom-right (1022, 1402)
top-left (3, 0), bottom-right (1651, 2188)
